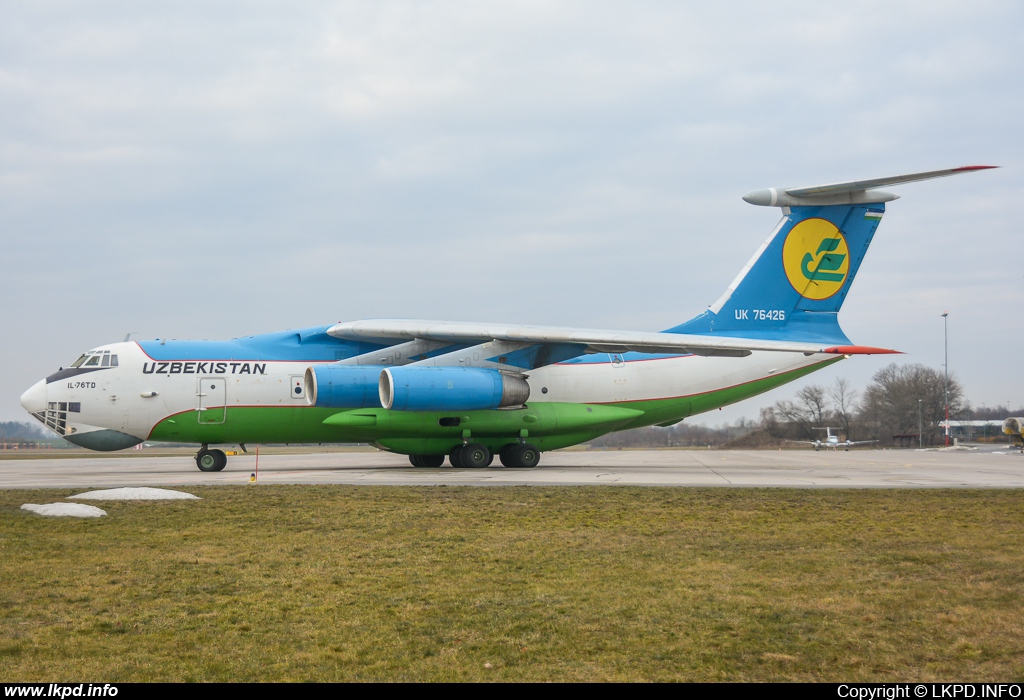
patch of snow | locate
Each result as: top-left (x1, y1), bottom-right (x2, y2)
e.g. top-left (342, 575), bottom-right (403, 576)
top-left (69, 487), bottom-right (200, 501)
top-left (22, 503), bottom-right (107, 518)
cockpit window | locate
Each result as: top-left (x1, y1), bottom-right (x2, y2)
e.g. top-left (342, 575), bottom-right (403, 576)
top-left (68, 351), bottom-right (117, 369)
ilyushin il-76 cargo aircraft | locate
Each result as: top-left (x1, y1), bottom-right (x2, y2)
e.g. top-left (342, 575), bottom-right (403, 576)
top-left (20, 166), bottom-right (994, 471)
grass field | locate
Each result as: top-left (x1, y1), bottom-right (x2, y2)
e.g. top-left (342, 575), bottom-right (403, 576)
top-left (2, 486), bottom-right (1023, 682)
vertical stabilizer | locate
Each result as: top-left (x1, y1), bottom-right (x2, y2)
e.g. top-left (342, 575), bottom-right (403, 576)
top-left (669, 166), bottom-right (996, 343)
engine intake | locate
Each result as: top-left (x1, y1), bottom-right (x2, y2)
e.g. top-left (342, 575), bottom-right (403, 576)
top-left (305, 365), bottom-right (383, 408)
top-left (380, 367), bottom-right (530, 412)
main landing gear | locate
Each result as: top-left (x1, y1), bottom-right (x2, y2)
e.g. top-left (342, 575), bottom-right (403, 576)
top-left (408, 442), bottom-right (541, 469)
top-left (499, 443), bottom-right (540, 468)
top-left (409, 454), bottom-right (445, 468)
top-left (196, 445), bottom-right (227, 472)
top-left (451, 443), bottom-right (494, 468)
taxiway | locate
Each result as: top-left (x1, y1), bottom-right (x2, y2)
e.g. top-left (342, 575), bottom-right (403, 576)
top-left (1, 448), bottom-right (1021, 489)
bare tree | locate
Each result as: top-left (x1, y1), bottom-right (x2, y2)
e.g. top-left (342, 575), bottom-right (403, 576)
top-left (859, 363), bottom-right (962, 446)
top-left (828, 378), bottom-right (859, 439)
top-left (767, 384), bottom-right (830, 439)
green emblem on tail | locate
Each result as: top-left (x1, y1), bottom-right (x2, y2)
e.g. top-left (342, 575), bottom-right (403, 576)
top-left (800, 237), bottom-right (847, 283)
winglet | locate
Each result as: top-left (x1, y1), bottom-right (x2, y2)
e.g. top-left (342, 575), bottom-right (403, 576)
top-left (743, 165), bottom-right (998, 207)
top-left (821, 346), bottom-right (903, 355)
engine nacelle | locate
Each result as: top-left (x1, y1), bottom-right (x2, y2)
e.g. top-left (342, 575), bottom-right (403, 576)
top-left (305, 365), bottom-right (383, 408)
top-left (1004, 417), bottom-right (1024, 438)
top-left (380, 366), bottom-right (530, 412)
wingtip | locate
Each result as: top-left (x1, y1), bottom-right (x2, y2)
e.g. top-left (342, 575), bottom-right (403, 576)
top-left (954, 165), bottom-right (999, 171)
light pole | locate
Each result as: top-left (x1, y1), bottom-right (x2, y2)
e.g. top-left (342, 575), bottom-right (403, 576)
top-left (942, 311), bottom-right (949, 447)
top-left (919, 399), bottom-right (923, 448)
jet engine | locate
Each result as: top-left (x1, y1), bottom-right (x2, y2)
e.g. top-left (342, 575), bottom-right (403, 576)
top-left (380, 366), bottom-right (530, 412)
top-left (305, 365), bottom-right (383, 408)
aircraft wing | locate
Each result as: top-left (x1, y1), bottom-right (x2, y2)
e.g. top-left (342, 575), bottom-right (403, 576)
top-left (327, 319), bottom-right (899, 361)
top-left (844, 440), bottom-right (879, 447)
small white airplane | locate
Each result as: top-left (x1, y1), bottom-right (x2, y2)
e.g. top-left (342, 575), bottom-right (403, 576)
top-left (790, 427), bottom-right (878, 452)
top-left (19, 166), bottom-right (994, 471)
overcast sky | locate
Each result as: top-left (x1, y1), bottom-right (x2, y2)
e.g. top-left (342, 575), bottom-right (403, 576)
top-left (2, 1), bottom-right (1020, 425)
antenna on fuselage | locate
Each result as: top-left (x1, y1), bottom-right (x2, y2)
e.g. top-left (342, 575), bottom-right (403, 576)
top-left (123, 331), bottom-right (138, 342)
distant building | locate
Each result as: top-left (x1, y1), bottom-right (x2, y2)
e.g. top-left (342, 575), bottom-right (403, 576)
top-left (938, 419), bottom-right (1008, 441)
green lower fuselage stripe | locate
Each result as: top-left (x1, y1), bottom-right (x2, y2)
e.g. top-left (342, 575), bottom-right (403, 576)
top-left (148, 358), bottom-right (839, 453)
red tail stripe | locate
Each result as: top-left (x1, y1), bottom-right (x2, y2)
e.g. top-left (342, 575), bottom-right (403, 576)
top-left (823, 345), bottom-right (902, 355)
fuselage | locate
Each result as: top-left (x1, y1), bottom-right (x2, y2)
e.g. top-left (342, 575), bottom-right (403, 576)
top-left (21, 324), bottom-right (839, 454)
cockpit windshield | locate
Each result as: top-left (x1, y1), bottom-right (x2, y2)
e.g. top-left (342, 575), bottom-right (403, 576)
top-left (70, 351), bottom-right (119, 369)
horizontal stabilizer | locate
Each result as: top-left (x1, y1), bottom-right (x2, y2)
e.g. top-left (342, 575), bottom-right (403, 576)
top-left (743, 165), bottom-right (997, 207)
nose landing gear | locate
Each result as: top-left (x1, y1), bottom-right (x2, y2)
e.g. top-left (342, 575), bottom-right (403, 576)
top-left (196, 446), bottom-right (227, 472)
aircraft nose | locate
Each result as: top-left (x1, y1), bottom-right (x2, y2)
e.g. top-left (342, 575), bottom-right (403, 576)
top-left (20, 379), bottom-right (47, 415)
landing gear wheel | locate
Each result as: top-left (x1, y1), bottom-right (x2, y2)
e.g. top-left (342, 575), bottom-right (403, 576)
top-left (449, 445), bottom-right (464, 468)
top-left (500, 443), bottom-right (540, 468)
top-left (196, 448), bottom-right (227, 472)
top-left (459, 443), bottom-right (491, 468)
top-left (410, 454), bottom-right (444, 468)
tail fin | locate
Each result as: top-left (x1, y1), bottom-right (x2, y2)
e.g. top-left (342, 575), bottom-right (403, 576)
top-left (669, 166), bottom-right (996, 343)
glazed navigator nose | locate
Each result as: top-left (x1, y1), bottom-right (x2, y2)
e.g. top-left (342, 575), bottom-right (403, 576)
top-left (20, 379), bottom-right (46, 415)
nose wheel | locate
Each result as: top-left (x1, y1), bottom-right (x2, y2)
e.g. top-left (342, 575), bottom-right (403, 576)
top-left (196, 447), bottom-right (227, 472)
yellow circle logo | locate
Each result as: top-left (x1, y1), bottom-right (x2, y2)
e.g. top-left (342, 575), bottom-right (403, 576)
top-left (782, 218), bottom-right (850, 300)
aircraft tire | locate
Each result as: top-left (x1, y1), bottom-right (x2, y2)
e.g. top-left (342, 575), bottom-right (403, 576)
top-left (196, 448), bottom-right (227, 472)
top-left (449, 445), bottom-right (464, 468)
top-left (516, 443), bottom-right (540, 468)
top-left (411, 454), bottom-right (444, 468)
top-left (460, 443), bottom-right (491, 468)
top-left (409, 454), bottom-right (422, 467)
top-left (500, 443), bottom-right (540, 468)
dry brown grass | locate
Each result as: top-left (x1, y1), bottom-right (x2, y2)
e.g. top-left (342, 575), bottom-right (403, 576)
top-left (1, 487), bottom-right (1022, 681)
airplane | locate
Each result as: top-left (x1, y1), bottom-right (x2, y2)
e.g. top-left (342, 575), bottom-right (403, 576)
top-left (789, 427), bottom-right (878, 451)
top-left (1003, 417), bottom-right (1024, 452)
top-left (19, 166), bottom-right (995, 471)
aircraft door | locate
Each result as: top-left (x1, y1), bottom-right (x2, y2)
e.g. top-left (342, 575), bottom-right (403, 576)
top-left (609, 354), bottom-right (628, 400)
top-left (197, 378), bottom-right (226, 424)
